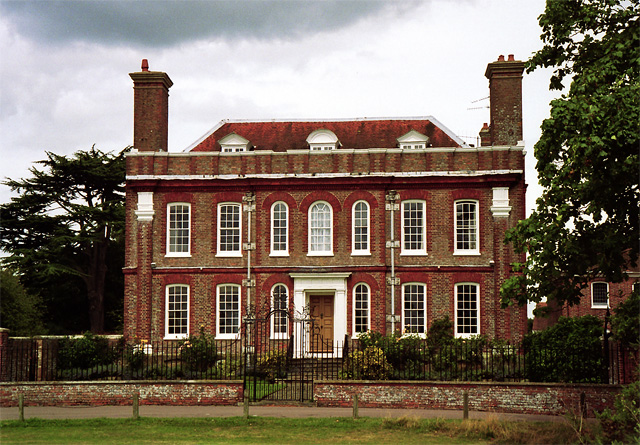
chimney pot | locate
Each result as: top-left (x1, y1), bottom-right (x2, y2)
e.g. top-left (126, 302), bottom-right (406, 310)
top-left (508, 54), bottom-right (515, 61)
top-left (141, 59), bottom-right (149, 71)
top-left (498, 55), bottom-right (505, 62)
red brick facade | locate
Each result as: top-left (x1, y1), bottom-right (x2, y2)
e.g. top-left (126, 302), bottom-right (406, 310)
top-left (124, 57), bottom-right (528, 345)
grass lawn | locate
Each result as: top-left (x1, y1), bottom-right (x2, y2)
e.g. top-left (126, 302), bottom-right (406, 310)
top-left (0, 416), bottom-right (588, 444)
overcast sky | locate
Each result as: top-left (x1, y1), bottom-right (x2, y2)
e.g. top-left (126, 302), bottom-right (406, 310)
top-left (0, 0), bottom-right (558, 211)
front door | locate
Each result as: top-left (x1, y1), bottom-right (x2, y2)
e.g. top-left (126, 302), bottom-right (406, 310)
top-left (309, 294), bottom-right (334, 353)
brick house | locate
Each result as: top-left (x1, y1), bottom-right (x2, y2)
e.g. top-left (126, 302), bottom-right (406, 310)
top-left (123, 55), bottom-right (528, 349)
top-left (532, 273), bottom-right (640, 331)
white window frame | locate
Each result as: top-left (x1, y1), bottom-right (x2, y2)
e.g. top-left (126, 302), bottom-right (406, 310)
top-left (454, 200), bottom-right (479, 255)
top-left (455, 283), bottom-right (480, 338)
top-left (591, 282), bottom-right (609, 308)
top-left (308, 201), bottom-right (333, 256)
top-left (353, 283), bottom-right (370, 336)
top-left (402, 283), bottom-right (426, 336)
top-left (401, 200), bottom-right (427, 255)
top-left (216, 284), bottom-right (241, 339)
top-left (270, 201), bottom-right (289, 256)
top-left (165, 284), bottom-right (189, 339)
top-left (166, 203), bottom-right (191, 257)
top-left (216, 202), bottom-right (242, 257)
top-left (270, 284), bottom-right (289, 339)
top-left (352, 201), bottom-right (370, 255)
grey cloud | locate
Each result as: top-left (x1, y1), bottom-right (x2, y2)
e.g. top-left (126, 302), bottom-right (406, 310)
top-left (1, 1), bottom-right (417, 47)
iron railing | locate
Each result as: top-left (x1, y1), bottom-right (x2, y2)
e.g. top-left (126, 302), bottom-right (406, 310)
top-left (0, 336), bottom-right (635, 385)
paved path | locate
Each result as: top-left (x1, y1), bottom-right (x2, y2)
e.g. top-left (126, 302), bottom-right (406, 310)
top-left (0, 404), bottom-right (567, 423)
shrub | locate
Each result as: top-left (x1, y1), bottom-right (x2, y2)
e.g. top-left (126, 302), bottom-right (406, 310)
top-left (57, 332), bottom-right (117, 370)
top-left (257, 349), bottom-right (288, 381)
top-left (344, 345), bottom-right (392, 380)
top-left (598, 381), bottom-right (640, 444)
top-left (357, 330), bottom-right (424, 372)
top-left (523, 315), bottom-right (605, 383)
top-left (179, 328), bottom-right (218, 373)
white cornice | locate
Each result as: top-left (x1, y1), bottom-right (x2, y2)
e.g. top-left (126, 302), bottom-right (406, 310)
top-left (126, 169), bottom-right (523, 182)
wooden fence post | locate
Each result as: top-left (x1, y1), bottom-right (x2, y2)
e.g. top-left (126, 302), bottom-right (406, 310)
top-left (353, 394), bottom-right (359, 419)
top-left (132, 392), bottom-right (139, 420)
top-left (18, 393), bottom-right (24, 421)
top-left (463, 390), bottom-right (469, 420)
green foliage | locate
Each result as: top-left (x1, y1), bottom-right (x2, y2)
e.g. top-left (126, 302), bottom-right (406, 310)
top-left (522, 316), bottom-right (605, 383)
top-left (598, 381), bottom-right (640, 444)
top-left (0, 146), bottom-right (127, 333)
top-left (57, 332), bottom-right (118, 370)
top-left (0, 268), bottom-right (45, 336)
top-left (179, 328), bottom-right (218, 373)
top-left (357, 330), bottom-right (424, 371)
top-left (611, 290), bottom-right (640, 348)
top-left (502, 0), bottom-right (640, 308)
top-left (344, 345), bottom-right (392, 380)
top-left (257, 349), bottom-right (289, 381)
top-left (426, 316), bottom-right (454, 347)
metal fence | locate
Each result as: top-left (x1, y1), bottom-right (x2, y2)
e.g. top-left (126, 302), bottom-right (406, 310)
top-left (1, 335), bottom-right (635, 386)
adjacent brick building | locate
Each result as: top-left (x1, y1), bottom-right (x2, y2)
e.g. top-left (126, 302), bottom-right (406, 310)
top-left (123, 55), bottom-right (528, 349)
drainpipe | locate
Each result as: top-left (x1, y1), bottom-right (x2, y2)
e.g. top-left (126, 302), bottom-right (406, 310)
top-left (385, 191), bottom-right (400, 334)
top-left (242, 192), bottom-right (256, 310)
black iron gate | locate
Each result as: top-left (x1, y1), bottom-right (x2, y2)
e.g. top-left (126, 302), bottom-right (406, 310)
top-left (242, 309), bottom-right (344, 403)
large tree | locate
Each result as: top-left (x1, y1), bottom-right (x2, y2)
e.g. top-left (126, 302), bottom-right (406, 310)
top-left (501, 0), bottom-right (639, 307)
top-left (0, 147), bottom-right (126, 333)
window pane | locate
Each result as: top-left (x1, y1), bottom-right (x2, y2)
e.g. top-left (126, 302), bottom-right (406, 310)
top-left (592, 283), bottom-right (608, 306)
top-left (219, 204), bottom-right (240, 252)
top-left (403, 201), bottom-right (424, 251)
top-left (456, 201), bottom-right (477, 251)
top-left (272, 285), bottom-right (288, 334)
top-left (169, 204), bottom-right (190, 253)
top-left (354, 284), bottom-right (369, 333)
top-left (218, 285), bottom-right (240, 334)
top-left (272, 203), bottom-right (287, 252)
top-left (456, 284), bottom-right (478, 335)
top-left (403, 284), bottom-right (425, 334)
top-left (167, 285), bottom-right (188, 335)
top-left (354, 202), bottom-right (369, 251)
top-left (310, 202), bottom-right (331, 252)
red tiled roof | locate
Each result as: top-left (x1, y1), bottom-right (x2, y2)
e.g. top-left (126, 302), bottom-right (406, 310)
top-left (187, 118), bottom-right (463, 152)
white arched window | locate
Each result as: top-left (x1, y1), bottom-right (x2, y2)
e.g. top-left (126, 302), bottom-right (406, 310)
top-left (352, 201), bottom-right (370, 255)
top-left (217, 203), bottom-right (241, 257)
top-left (401, 200), bottom-right (426, 255)
top-left (271, 284), bottom-right (289, 338)
top-left (309, 201), bottom-right (333, 255)
top-left (353, 283), bottom-right (370, 335)
top-left (216, 284), bottom-right (241, 339)
top-left (271, 202), bottom-right (289, 256)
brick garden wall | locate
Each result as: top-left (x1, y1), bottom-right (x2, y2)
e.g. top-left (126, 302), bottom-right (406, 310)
top-left (0, 381), bottom-right (243, 407)
top-left (314, 381), bottom-right (622, 417)
top-left (1, 380), bottom-right (622, 417)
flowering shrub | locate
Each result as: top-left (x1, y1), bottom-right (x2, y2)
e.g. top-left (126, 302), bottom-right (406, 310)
top-left (343, 345), bottom-right (392, 380)
top-left (179, 328), bottom-right (218, 372)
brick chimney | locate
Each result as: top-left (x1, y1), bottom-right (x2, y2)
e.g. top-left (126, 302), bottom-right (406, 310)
top-left (482, 54), bottom-right (525, 146)
top-left (129, 59), bottom-right (173, 152)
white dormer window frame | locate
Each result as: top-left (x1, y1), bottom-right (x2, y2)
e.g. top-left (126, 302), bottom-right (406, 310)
top-left (397, 130), bottom-right (429, 150)
top-left (219, 132), bottom-right (252, 153)
top-left (307, 129), bottom-right (340, 151)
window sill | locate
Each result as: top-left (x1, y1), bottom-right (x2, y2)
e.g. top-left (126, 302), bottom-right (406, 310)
top-left (165, 253), bottom-right (191, 258)
top-left (216, 334), bottom-right (240, 340)
top-left (164, 335), bottom-right (188, 341)
top-left (453, 251), bottom-right (480, 256)
top-left (270, 335), bottom-right (290, 340)
top-left (307, 252), bottom-right (334, 257)
top-left (351, 252), bottom-right (371, 257)
top-left (215, 252), bottom-right (243, 258)
top-left (270, 252), bottom-right (290, 257)
top-left (591, 305), bottom-right (609, 309)
top-left (399, 252), bottom-right (428, 256)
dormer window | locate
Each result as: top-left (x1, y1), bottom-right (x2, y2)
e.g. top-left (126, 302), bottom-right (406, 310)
top-left (397, 130), bottom-right (429, 150)
top-left (219, 133), bottom-right (252, 152)
top-left (307, 129), bottom-right (339, 151)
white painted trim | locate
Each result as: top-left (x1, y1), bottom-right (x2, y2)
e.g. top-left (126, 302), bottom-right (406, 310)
top-left (454, 200), bottom-right (480, 255)
top-left (270, 201), bottom-right (289, 256)
top-left (454, 282), bottom-right (480, 339)
top-left (216, 284), bottom-right (241, 340)
top-left (165, 284), bottom-right (189, 340)
top-left (127, 169), bottom-right (524, 182)
top-left (166, 202), bottom-right (191, 256)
